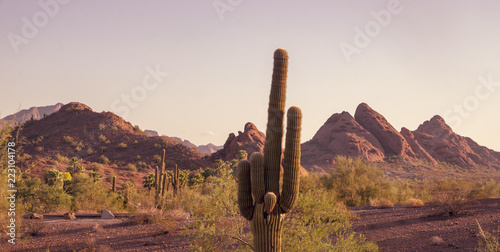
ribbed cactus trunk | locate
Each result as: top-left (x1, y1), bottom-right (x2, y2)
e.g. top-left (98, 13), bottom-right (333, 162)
top-left (238, 48), bottom-right (302, 252)
top-left (173, 164), bottom-right (179, 195)
top-left (112, 176), bottom-right (116, 193)
top-left (161, 173), bottom-right (167, 196)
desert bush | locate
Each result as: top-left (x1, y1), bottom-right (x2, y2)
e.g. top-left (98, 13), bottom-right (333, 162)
top-left (35, 146), bottom-right (43, 153)
top-left (476, 221), bottom-right (500, 252)
top-left (402, 198), bottom-right (425, 208)
top-left (106, 172), bottom-right (116, 182)
top-left (153, 154), bottom-right (162, 164)
top-left (98, 134), bottom-right (107, 143)
top-left (98, 123), bottom-right (105, 131)
top-left (431, 180), bottom-right (475, 216)
top-left (370, 199), bottom-right (394, 209)
top-left (127, 163), bottom-right (138, 172)
top-left (117, 142), bottom-right (127, 150)
top-left (19, 219), bottom-right (45, 238)
top-left (470, 180), bottom-right (500, 199)
top-left (55, 153), bottom-right (69, 164)
top-left (17, 177), bottom-right (72, 213)
top-left (90, 163), bottom-right (104, 173)
top-left (282, 188), bottom-right (378, 251)
top-left (322, 156), bottom-right (390, 207)
top-left (136, 161), bottom-right (147, 170)
top-left (99, 155), bottom-right (110, 165)
top-left (62, 135), bottom-right (75, 145)
top-left (86, 147), bottom-right (95, 155)
top-left (68, 173), bottom-right (122, 212)
top-left (134, 155), bottom-right (141, 161)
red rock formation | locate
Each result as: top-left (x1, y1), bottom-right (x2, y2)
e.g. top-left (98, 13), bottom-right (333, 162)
top-left (354, 103), bottom-right (416, 158)
top-left (214, 122), bottom-right (308, 176)
top-left (214, 122), bottom-right (266, 161)
top-left (400, 127), bottom-right (437, 165)
top-left (301, 111), bottom-right (385, 170)
top-left (413, 115), bottom-right (500, 168)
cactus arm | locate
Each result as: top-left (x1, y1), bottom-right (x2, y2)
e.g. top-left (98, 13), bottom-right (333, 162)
top-left (264, 192), bottom-right (277, 214)
top-left (238, 160), bottom-right (254, 220)
top-left (263, 48), bottom-right (288, 196)
top-left (250, 153), bottom-right (266, 203)
top-left (279, 106), bottom-right (302, 213)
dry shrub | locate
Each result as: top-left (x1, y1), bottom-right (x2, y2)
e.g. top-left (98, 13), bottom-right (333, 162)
top-left (432, 180), bottom-right (474, 216)
top-left (402, 198), bottom-right (425, 208)
top-left (370, 199), bottom-right (394, 209)
top-left (20, 219), bottom-right (45, 238)
top-left (130, 208), bottom-right (163, 224)
top-left (476, 221), bottom-right (500, 252)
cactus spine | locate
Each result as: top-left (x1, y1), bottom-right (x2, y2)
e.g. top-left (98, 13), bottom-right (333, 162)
top-left (112, 176), bottom-right (116, 193)
top-left (237, 48), bottom-right (302, 252)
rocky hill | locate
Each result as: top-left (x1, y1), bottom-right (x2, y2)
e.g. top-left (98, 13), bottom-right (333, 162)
top-left (18, 102), bottom-right (211, 182)
top-left (213, 122), bottom-right (308, 176)
top-left (302, 103), bottom-right (500, 173)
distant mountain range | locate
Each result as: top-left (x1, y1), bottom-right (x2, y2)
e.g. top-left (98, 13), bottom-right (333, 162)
top-left (7, 101), bottom-right (500, 181)
top-left (2, 103), bottom-right (221, 154)
top-left (0, 103), bottom-right (64, 126)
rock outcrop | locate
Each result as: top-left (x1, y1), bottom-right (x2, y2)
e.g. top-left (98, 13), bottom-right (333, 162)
top-left (400, 127), bottom-right (438, 165)
top-left (302, 112), bottom-right (385, 166)
top-left (354, 103), bottom-right (416, 158)
top-left (214, 122), bottom-right (266, 161)
top-left (413, 115), bottom-right (499, 168)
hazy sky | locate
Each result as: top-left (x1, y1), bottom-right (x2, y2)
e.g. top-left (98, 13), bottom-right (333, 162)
top-left (1, 0), bottom-right (499, 151)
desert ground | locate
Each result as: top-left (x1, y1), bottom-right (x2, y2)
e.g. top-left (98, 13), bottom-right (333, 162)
top-left (2, 198), bottom-right (498, 252)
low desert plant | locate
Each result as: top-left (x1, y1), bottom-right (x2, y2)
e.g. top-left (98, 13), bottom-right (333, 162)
top-left (402, 198), bottom-right (425, 208)
top-left (99, 155), bottom-right (110, 165)
top-left (476, 220), bottom-right (500, 252)
top-left (370, 199), bottom-right (394, 209)
top-left (117, 142), bottom-right (127, 150)
top-left (127, 163), bottom-right (138, 172)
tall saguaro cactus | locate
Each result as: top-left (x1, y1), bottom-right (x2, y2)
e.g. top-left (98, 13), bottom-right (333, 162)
top-left (238, 48), bottom-right (302, 252)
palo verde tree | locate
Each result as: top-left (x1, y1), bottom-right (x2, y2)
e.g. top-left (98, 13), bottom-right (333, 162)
top-left (237, 48), bottom-right (302, 252)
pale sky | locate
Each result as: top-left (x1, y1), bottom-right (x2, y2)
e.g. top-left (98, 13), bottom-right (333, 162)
top-left (1, 0), bottom-right (499, 151)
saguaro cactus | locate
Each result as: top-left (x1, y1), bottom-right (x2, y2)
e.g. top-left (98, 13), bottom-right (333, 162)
top-left (173, 164), bottom-right (179, 195)
top-left (112, 176), bottom-right (116, 193)
top-left (237, 48), bottom-right (302, 252)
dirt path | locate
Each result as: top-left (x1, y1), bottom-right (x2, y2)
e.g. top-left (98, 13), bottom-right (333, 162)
top-left (2, 199), bottom-right (499, 251)
top-left (352, 198), bottom-right (500, 252)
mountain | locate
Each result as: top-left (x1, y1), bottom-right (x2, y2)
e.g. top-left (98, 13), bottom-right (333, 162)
top-left (18, 102), bottom-right (211, 180)
top-left (0, 103), bottom-right (64, 126)
top-left (302, 103), bottom-right (500, 173)
top-left (165, 136), bottom-right (222, 154)
top-left (214, 122), bottom-right (308, 176)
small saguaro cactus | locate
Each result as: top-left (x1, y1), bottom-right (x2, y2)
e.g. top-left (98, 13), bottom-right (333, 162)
top-left (237, 48), bottom-right (302, 252)
top-left (173, 164), bottom-right (179, 195)
top-left (112, 176), bottom-right (116, 193)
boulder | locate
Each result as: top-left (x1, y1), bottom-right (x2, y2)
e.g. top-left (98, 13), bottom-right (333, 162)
top-left (63, 212), bottom-right (76, 220)
top-left (22, 213), bottom-right (43, 219)
top-left (101, 209), bottom-right (114, 219)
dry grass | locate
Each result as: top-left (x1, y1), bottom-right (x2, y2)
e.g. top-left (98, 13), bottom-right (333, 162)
top-left (476, 220), bottom-right (500, 252)
top-left (370, 199), bottom-right (394, 209)
top-left (402, 198), bottom-right (425, 208)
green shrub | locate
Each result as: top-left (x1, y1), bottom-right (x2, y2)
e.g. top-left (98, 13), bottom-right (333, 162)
top-left (86, 148), bottom-right (96, 155)
top-left (62, 136), bottom-right (74, 145)
top-left (99, 155), bottom-right (110, 165)
top-left (35, 146), bottom-right (43, 153)
top-left (98, 123), bottom-right (105, 131)
top-left (98, 135), bottom-right (107, 143)
top-left (18, 177), bottom-right (72, 213)
top-left (322, 156), bottom-right (389, 207)
top-left (55, 154), bottom-right (69, 164)
top-left (117, 142), bottom-right (127, 150)
top-left (127, 163), bottom-right (138, 172)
